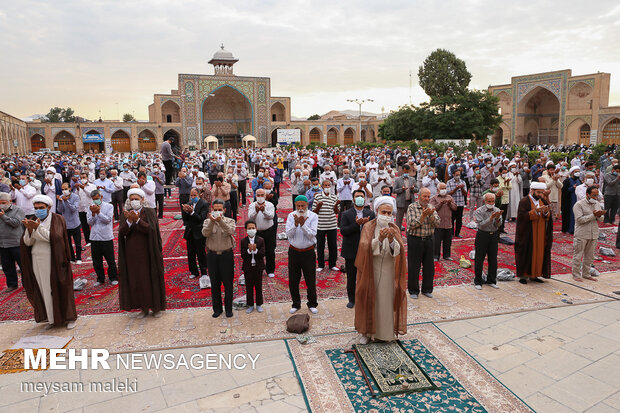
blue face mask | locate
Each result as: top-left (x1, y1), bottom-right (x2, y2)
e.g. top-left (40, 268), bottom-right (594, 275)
top-left (402, 173), bottom-right (409, 178)
top-left (355, 197), bottom-right (365, 207)
top-left (19, 179), bottom-right (26, 186)
top-left (34, 209), bottom-right (48, 220)
top-left (191, 197), bottom-right (200, 203)
top-left (93, 199), bottom-right (102, 206)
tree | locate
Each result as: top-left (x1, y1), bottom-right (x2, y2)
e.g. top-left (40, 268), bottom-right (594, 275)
top-left (307, 114), bottom-right (320, 120)
top-left (123, 113), bottom-right (135, 122)
top-left (418, 49), bottom-right (471, 99)
top-left (44, 107), bottom-right (76, 122)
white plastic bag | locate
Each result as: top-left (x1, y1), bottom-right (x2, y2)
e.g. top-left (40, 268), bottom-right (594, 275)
top-left (469, 250), bottom-right (475, 260)
top-left (199, 275), bottom-right (211, 289)
top-left (600, 247), bottom-right (616, 257)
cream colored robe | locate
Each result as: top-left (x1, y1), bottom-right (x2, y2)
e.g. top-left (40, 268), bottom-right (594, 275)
top-left (22, 214), bottom-right (54, 324)
top-left (370, 225), bottom-right (401, 342)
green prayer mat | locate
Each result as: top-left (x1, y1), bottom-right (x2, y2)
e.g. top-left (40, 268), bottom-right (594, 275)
top-left (352, 340), bottom-right (440, 396)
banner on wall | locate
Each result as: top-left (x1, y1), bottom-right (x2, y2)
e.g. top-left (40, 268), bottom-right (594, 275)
top-left (277, 129), bottom-right (301, 145)
top-left (83, 133), bottom-right (104, 143)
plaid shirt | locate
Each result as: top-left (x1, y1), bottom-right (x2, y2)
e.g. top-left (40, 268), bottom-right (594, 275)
top-left (468, 175), bottom-right (484, 198)
top-left (406, 201), bottom-right (440, 237)
top-left (446, 178), bottom-right (466, 206)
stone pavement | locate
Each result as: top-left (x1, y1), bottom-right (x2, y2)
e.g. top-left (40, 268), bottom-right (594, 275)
top-left (0, 278), bottom-right (618, 412)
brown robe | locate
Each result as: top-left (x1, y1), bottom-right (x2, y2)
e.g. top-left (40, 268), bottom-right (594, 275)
top-left (354, 219), bottom-right (407, 337)
top-left (118, 207), bottom-right (166, 312)
top-left (515, 196), bottom-right (553, 279)
top-left (20, 213), bottom-right (77, 326)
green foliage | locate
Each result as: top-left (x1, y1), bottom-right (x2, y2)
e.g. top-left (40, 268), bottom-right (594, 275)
top-left (589, 144), bottom-right (608, 166)
top-left (549, 152), bottom-right (566, 164)
top-left (418, 49), bottom-right (472, 99)
top-left (467, 141), bottom-right (478, 154)
top-left (44, 107), bottom-right (76, 123)
top-left (527, 151), bottom-right (541, 165)
top-left (122, 113), bottom-right (135, 122)
top-left (305, 142), bottom-right (327, 151)
top-left (307, 114), bottom-right (320, 120)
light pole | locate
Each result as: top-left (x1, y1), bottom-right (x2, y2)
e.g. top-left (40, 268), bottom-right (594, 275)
top-left (347, 99), bottom-right (373, 142)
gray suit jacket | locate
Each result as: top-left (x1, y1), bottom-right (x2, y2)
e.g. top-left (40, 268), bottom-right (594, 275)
top-left (393, 175), bottom-right (417, 208)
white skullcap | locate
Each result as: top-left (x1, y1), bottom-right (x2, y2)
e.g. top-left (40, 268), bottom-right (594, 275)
top-left (127, 188), bottom-right (145, 198)
top-left (569, 166), bottom-right (580, 175)
top-left (0, 192), bottom-right (11, 201)
top-left (373, 195), bottom-right (396, 212)
top-left (531, 182), bottom-right (546, 190)
top-left (508, 162), bottom-right (516, 168)
top-left (546, 161), bottom-right (554, 167)
top-left (46, 167), bottom-right (56, 173)
top-left (32, 194), bottom-right (53, 206)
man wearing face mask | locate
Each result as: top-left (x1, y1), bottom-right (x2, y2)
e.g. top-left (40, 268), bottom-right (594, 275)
top-left (56, 182), bottom-right (82, 264)
top-left (285, 195), bottom-right (319, 314)
top-left (572, 186), bottom-right (605, 282)
top-left (305, 177), bottom-right (322, 209)
top-left (0, 192), bottom-right (25, 292)
top-left (211, 172), bottom-right (232, 219)
top-left (248, 188), bottom-right (276, 278)
top-left (313, 179), bottom-right (340, 272)
top-left (422, 170), bottom-right (439, 196)
top-left (182, 188), bottom-right (209, 282)
top-left (473, 193), bottom-right (503, 290)
top-left (120, 163), bottom-right (137, 202)
top-left (575, 171), bottom-right (601, 202)
top-left (336, 168), bottom-right (354, 214)
top-left (42, 167), bottom-right (62, 213)
top-left (446, 170), bottom-right (467, 238)
top-left (515, 182), bottom-right (553, 284)
top-left (603, 164), bottom-right (620, 224)
top-left (340, 189), bottom-right (375, 308)
top-left (563, 167), bottom-right (582, 234)
top-left (149, 165), bottom-right (166, 219)
top-left (431, 183), bottom-right (457, 261)
top-left (202, 199), bottom-right (236, 318)
top-left (87, 190), bottom-right (118, 286)
top-left (371, 165), bottom-right (392, 200)
top-left (355, 196), bottom-right (406, 343)
top-left (10, 174), bottom-right (37, 217)
top-left (393, 164), bottom-right (417, 231)
top-left (21, 195), bottom-right (77, 329)
top-left (75, 172), bottom-right (97, 247)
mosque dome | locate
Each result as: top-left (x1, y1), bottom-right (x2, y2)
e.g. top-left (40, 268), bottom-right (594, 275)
top-left (211, 44), bottom-right (236, 61)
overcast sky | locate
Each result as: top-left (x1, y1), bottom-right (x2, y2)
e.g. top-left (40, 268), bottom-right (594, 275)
top-left (2, 0), bottom-right (620, 121)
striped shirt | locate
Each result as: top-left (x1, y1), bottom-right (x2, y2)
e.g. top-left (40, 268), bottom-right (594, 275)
top-left (313, 192), bottom-right (338, 231)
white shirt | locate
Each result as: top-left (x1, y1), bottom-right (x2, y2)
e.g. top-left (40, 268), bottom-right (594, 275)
top-left (12, 185), bottom-right (37, 215)
top-left (285, 211), bottom-right (318, 249)
top-left (248, 200), bottom-right (275, 231)
top-left (77, 183), bottom-right (97, 213)
top-left (247, 236), bottom-right (257, 265)
top-left (140, 181), bottom-right (156, 208)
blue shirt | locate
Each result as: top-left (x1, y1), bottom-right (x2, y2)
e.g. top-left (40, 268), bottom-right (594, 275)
top-left (56, 193), bottom-right (80, 229)
top-left (305, 188), bottom-right (322, 209)
top-left (87, 201), bottom-right (114, 241)
top-left (93, 178), bottom-right (115, 203)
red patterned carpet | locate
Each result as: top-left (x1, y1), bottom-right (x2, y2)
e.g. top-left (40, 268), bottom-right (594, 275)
top-left (0, 182), bottom-right (618, 321)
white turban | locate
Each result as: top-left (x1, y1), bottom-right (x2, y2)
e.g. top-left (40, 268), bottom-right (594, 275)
top-left (508, 162), bottom-right (516, 168)
top-left (32, 194), bottom-right (53, 206)
top-left (530, 182), bottom-right (546, 190)
top-left (569, 166), bottom-right (580, 175)
top-left (546, 161), bottom-right (554, 167)
top-left (0, 192), bottom-right (11, 201)
top-left (373, 195), bottom-right (396, 212)
top-left (46, 167), bottom-right (56, 173)
top-left (127, 188), bottom-right (145, 199)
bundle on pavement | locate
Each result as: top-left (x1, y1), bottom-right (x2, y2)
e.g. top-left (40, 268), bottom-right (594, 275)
top-left (600, 247), bottom-right (616, 257)
top-left (482, 269), bottom-right (515, 282)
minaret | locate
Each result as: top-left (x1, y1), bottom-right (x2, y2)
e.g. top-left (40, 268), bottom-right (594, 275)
top-left (208, 44), bottom-right (238, 76)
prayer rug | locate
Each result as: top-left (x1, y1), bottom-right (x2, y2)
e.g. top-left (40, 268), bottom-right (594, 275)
top-left (286, 323), bottom-right (533, 413)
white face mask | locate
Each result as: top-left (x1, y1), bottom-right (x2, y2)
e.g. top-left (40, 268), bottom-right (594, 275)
top-left (256, 196), bottom-right (265, 204)
top-left (588, 197), bottom-right (597, 204)
top-left (246, 229), bottom-right (257, 238)
top-left (62, 190), bottom-right (71, 196)
top-left (264, 189), bottom-right (271, 195)
top-left (196, 185), bottom-right (203, 190)
top-left (486, 203), bottom-right (495, 210)
top-left (323, 187), bottom-right (331, 195)
top-left (0, 203), bottom-right (10, 211)
top-left (377, 214), bottom-right (393, 227)
top-left (81, 179), bottom-right (88, 184)
top-left (130, 200), bottom-right (142, 210)
top-left (439, 189), bottom-right (447, 196)
top-left (491, 187), bottom-right (499, 192)
top-left (511, 168), bottom-right (517, 173)
top-left (211, 210), bottom-right (222, 218)
top-left (586, 178), bottom-right (594, 186)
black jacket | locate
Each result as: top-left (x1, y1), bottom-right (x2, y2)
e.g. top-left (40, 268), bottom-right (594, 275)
top-left (182, 198), bottom-right (209, 240)
top-left (340, 207), bottom-right (375, 260)
top-left (240, 236), bottom-right (265, 273)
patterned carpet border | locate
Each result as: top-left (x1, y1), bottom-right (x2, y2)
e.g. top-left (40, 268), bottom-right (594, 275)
top-left (285, 323), bottom-right (533, 413)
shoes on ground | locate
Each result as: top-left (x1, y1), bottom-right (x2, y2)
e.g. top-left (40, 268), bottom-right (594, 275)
top-left (489, 283), bottom-right (499, 289)
top-left (289, 307), bottom-right (299, 314)
top-left (111, 280), bottom-right (118, 286)
top-left (422, 292), bottom-right (433, 298)
top-left (76, 260), bottom-right (82, 265)
top-left (5, 286), bottom-right (17, 292)
top-left (256, 305), bottom-right (264, 313)
top-left (331, 267), bottom-right (340, 271)
top-left (189, 274), bottom-right (197, 279)
top-left (85, 243), bottom-right (91, 247)
top-left (152, 311), bottom-right (163, 318)
top-left (309, 307), bottom-right (318, 314)
top-left (66, 321), bottom-right (76, 330)
top-left (519, 278), bottom-right (527, 284)
top-left (346, 302), bottom-right (354, 309)
top-left (239, 274), bottom-right (245, 285)
top-left (94, 281), bottom-right (103, 287)
top-left (532, 278), bottom-right (544, 283)
top-left (316, 267), bottom-right (323, 272)
top-left (226, 311), bottom-right (234, 318)
top-left (267, 273), bottom-right (275, 278)
top-left (246, 306), bottom-right (254, 314)
top-left (212, 311), bottom-right (222, 318)
top-left (474, 285), bottom-right (482, 290)
top-left (444, 257), bottom-right (452, 261)
top-left (136, 310), bottom-right (148, 319)
top-left (434, 258), bottom-right (439, 262)
top-left (410, 293), bottom-right (418, 299)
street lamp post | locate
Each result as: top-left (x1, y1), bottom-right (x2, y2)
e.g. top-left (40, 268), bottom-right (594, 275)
top-left (347, 99), bottom-right (373, 143)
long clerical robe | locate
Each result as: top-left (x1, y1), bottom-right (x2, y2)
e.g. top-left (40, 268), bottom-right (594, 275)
top-left (354, 219), bottom-right (407, 341)
top-left (20, 213), bottom-right (77, 326)
top-left (515, 196), bottom-right (553, 279)
top-left (508, 173), bottom-right (522, 219)
top-left (118, 207), bottom-right (166, 312)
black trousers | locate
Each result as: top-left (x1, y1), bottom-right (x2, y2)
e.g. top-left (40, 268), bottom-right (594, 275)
top-left (257, 226), bottom-right (277, 274)
top-left (474, 230), bottom-right (499, 285)
top-left (452, 206), bottom-right (464, 236)
top-left (91, 240), bottom-right (118, 282)
top-left (499, 204), bottom-right (508, 232)
top-left (238, 179), bottom-right (247, 205)
top-left (274, 181), bottom-right (281, 197)
top-left (407, 235), bottom-right (435, 294)
top-left (433, 228), bottom-right (452, 259)
top-left (187, 236), bottom-right (208, 277)
top-left (0, 246), bottom-right (22, 288)
top-left (79, 211), bottom-right (91, 244)
top-left (112, 190), bottom-right (123, 220)
top-left (155, 193), bottom-right (164, 218)
top-left (179, 193), bottom-right (190, 209)
top-left (229, 191), bottom-right (238, 221)
top-left (245, 266), bottom-right (264, 306)
top-left (163, 160), bottom-right (174, 185)
top-left (604, 194), bottom-right (619, 224)
top-left (523, 187), bottom-right (530, 198)
top-left (345, 257), bottom-right (357, 304)
top-left (122, 186), bottom-right (130, 202)
top-left (288, 247), bottom-right (318, 309)
top-left (561, 199), bottom-right (571, 232)
top-left (338, 200), bottom-right (352, 226)
top-left (316, 229), bottom-right (337, 269)
top-left (207, 250), bottom-right (234, 314)
top-left (67, 227), bottom-right (82, 261)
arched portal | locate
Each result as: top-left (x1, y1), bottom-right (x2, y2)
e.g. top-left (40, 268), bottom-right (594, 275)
top-left (492, 128), bottom-right (503, 147)
top-left (271, 102), bottom-right (286, 122)
top-left (202, 85), bottom-right (252, 148)
top-left (111, 130), bottom-right (131, 153)
top-left (327, 128), bottom-right (338, 146)
top-left (361, 129), bottom-right (367, 142)
top-left (161, 100), bottom-right (180, 123)
top-left (344, 128), bottom-right (354, 145)
top-left (31, 134), bottom-right (46, 152)
top-left (163, 129), bottom-right (181, 153)
top-left (138, 130), bottom-right (157, 152)
top-left (271, 128), bottom-right (280, 147)
top-left (579, 124), bottom-right (591, 145)
top-left (369, 128), bottom-right (376, 143)
top-left (54, 130), bottom-right (76, 152)
top-left (516, 87), bottom-right (560, 145)
top-left (602, 118), bottom-right (620, 145)
top-left (82, 129), bottom-right (104, 153)
top-left (309, 127), bottom-right (321, 144)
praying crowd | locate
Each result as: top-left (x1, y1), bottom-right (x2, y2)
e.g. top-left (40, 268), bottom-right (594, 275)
top-left (0, 137), bottom-right (619, 332)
